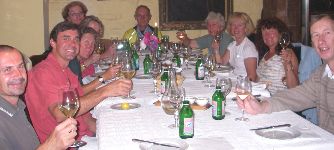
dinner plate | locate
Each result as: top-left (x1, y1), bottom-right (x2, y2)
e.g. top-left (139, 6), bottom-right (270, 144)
top-left (110, 103), bottom-right (141, 110)
top-left (255, 127), bottom-right (301, 140)
top-left (135, 74), bottom-right (152, 79)
top-left (139, 138), bottom-right (189, 150)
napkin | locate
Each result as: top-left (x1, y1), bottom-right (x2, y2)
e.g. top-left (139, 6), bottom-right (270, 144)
top-left (251, 82), bottom-right (271, 97)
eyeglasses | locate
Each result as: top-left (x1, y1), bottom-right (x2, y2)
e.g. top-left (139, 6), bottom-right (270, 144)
top-left (69, 12), bottom-right (84, 17)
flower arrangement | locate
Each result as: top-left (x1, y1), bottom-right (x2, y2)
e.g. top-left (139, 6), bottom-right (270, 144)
top-left (140, 32), bottom-right (159, 53)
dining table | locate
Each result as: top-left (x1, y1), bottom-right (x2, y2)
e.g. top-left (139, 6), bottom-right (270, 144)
top-left (80, 56), bottom-right (334, 150)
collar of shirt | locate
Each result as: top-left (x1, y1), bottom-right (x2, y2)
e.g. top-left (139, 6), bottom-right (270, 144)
top-left (323, 64), bottom-right (334, 79)
top-left (136, 25), bottom-right (153, 39)
top-left (0, 96), bottom-right (25, 117)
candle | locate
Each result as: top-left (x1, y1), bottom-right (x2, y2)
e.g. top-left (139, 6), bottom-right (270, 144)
top-left (153, 22), bottom-right (159, 37)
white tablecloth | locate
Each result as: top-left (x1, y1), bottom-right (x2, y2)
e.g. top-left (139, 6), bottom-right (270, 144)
top-left (81, 65), bottom-right (334, 150)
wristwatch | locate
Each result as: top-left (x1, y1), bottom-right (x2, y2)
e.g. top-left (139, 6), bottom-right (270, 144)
top-left (98, 75), bottom-right (105, 84)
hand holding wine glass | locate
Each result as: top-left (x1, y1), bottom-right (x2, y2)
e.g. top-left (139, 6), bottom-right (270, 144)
top-left (235, 76), bottom-right (252, 121)
top-left (58, 88), bottom-right (86, 147)
top-left (120, 55), bottom-right (136, 99)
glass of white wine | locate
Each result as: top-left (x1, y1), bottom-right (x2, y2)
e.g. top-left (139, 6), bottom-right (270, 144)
top-left (279, 32), bottom-right (290, 50)
top-left (120, 54), bottom-right (136, 99)
top-left (58, 88), bottom-right (86, 148)
top-left (235, 76), bottom-right (252, 121)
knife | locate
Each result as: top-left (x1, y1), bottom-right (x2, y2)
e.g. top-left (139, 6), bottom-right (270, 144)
top-left (132, 138), bottom-right (181, 148)
top-left (250, 123), bottom-right (291, 131)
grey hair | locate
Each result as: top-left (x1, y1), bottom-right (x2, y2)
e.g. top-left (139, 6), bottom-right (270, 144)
top-left (205, 11), bottom-right (225, 28)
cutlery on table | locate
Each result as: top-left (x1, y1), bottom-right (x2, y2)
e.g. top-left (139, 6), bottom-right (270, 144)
top-left (250, 123), bottom-right (291, 131)
top-left (132, 138), bottom-right (180, 148)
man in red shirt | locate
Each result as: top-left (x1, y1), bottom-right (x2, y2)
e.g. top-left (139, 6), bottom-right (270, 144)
top-left (25, 22), bottom-right (132, 142)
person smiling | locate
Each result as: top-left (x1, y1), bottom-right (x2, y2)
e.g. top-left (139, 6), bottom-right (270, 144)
top-left (236, 14), bottom-right (334, 134)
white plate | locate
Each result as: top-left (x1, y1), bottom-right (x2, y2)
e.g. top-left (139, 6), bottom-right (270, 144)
top-left (110, 103), bottom-right (141, 110)
top-left (139, 138), bottom-right (189, 150)
top-left (255, 127), bottom-right (301, 140)
top-left (135, 74), bottom-right (152, 79)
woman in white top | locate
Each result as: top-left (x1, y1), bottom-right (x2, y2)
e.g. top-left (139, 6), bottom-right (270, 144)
top-left (255, 17), bottom-right (299, 94)
top-left (217, 12), bottom-right (258, 81)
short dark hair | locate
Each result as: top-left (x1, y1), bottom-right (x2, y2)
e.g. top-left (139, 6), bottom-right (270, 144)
top-left (50, 21), bottom-right (80, 42)
top-left (79, 15), bottom-right (104, 37)
top-left (80, 27), bottom-right (99, 43)
top-left (62, 1), bottom-right (88, 20)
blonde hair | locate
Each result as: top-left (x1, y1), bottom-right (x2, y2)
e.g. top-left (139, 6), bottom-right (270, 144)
top-left (205, 11), bottom-right (225, 28)
top-left (226, 12), bottom-right (255, 36)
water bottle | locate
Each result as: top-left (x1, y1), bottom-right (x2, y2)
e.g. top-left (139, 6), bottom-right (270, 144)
top-left (179, 100), bottom-right (194, 139)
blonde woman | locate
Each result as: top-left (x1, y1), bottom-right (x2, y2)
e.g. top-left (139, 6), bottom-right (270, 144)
top-left (218, 12), bottom-right (258, 81)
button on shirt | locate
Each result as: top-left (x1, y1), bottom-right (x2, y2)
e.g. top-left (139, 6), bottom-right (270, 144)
top-left (0, 97), bottom-right (39, 150)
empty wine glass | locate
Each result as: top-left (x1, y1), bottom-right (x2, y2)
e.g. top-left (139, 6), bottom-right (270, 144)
top-left (203, 55), bottom-right (216, 87)
top-left (161, 69), bottom-right (181, 128)
top-left (279, 32), bottom-right (290, 50)
top-left (150, 61), bottom-right (162, 95)
top-left (95, 40), bottom-right (105, 54)
top-left (235, 76), bottom-right (252, 121)
top-left (58, 88), bottom-right (86, 148)
top-left (182, 47), bottom-right (191, 70)
top-left (219, 77), bottom-right (232, 115)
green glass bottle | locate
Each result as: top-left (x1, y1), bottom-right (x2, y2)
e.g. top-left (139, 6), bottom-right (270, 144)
top-left (172, 53), bottom-right (181, 67)
top-left (212, 84), bottom-right (225, 120)
top-left (195, 56), bottom-right (205, 80)
top-left (160, 69), bottom-right (169, 94)
top-left (179, 100), bottom-right (194, 139)
top-left (132, 45), bottom-right (139, 70)
top-left (143, 54), bottom-right (152, 74)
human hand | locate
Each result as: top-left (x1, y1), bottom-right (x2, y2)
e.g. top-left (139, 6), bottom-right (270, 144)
top-left (102, 64), bottom-right (121, 80)
top-left (280, 49), bottom-right (293, 71)
top-left (102, 79), bottom-right (133, 97)
top-left (236, 95), bottom-right (265, 115)
top-left (44, 118), bottom-right (77, 150)
top-left (211, 40), bottom-right (220, 52)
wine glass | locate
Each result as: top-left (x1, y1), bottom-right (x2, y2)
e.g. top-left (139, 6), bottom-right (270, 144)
top-left (150, 61), bottom-right (162, 95)
top-left (235, 76), bottom-right (252, 121)
top-left (203, 55), bottom-right (216, 87)
top-left (214, 32), bottom-right (222, 43)
top-left (120, 55), bottom-right (136, 99)
top-left (279, 32), bottom-right (290, 50)
top-left (95, 40), bottom-right (105, 54)
top-left (161, 69), bottom-right (181, 128)
top-left (58, 88), bottom-right (86, 148)
top-left (182, 47), bottom-right (191, 70)
top-left (218, 77), bottom-right (232, 115)
top-left (176, 29), bottom-right (186, 40)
